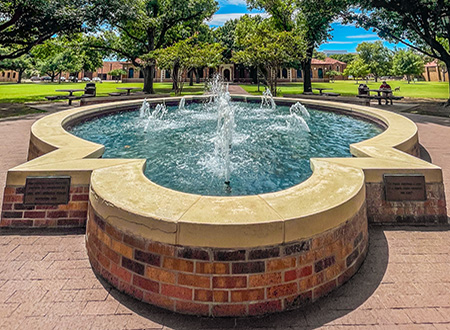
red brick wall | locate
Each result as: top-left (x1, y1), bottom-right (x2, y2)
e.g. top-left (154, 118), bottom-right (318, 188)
top-left (86, 203), bottom-right (368, 317)
top-left (366, 182), bottom-right (447, 224)
top-left (1, 185), bottom-right (89, 228)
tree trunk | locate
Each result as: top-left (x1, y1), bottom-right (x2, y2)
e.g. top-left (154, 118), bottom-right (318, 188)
top-left (195, 68), bottom-right (201, 84)
top-left (189, 69), bottom-right (194, 86)
top-left (17, 69), bottom-right (23, 83)
top-left (143, 66), bottom-right (155, 94)
top-left (172, 63), bottom-right (180, 93)
top-left (446, 75), bottom-right (450, 107)
top-left (302, 44), bottom-right (314, 94)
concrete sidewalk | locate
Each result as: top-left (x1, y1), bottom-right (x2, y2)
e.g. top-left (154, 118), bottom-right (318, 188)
top-left (0, 105), bottom-right (449, 329)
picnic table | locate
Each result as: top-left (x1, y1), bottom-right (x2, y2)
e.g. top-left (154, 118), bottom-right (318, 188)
top-left (55, 89), bottom-right (86, 105)
top-left (313, 88), bottom-right (332, 95)
top-left (116, 87), bottom-right (141, 95)
top-left (357, 89), bottom-right (403, 105)
top-left (312, 88), bottom-right (340, 97)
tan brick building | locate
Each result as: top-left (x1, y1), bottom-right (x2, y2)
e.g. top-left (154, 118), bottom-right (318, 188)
top-left (423, 61), bottom-right (449, 82)
top-left (121, 57), bottom-right (349, 84)
top-left (0, 70), bottom-right (19, 82)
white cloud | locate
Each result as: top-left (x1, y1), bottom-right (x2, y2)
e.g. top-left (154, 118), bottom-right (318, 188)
top-left (207, 13), bottom-right (269, 26)
top-left (218, 0), bottom-right (247, 5)
top-left (325, 41), bottom-right (356, 45)
top-left (346, 34), bottom-right (379, 39)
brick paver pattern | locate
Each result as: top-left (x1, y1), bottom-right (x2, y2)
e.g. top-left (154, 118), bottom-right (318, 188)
top-left (0, 107), bottom-right (449, 329)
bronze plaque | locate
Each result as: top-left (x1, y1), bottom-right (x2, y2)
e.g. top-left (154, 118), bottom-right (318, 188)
top-left (24, 176), bottom-right (71, 205)
top-left (384, 174), bottom-right (426, 201)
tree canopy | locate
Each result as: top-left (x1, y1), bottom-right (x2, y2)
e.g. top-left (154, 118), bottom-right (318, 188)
top-left (392, 49), bottom-right (424, 83)
top-left (0, 0), bottom-right (115, 60)
top-left (343, 57), bottom-right (370, 83)
top-left (154, 37), bottom-right (224, 94)
top-left (356, 41), bottom-right (392, 82)
top-left (232, 15), bottom-right (305, 95)
top-left (248, 0), bottom-right (350, 93)
top-left (90, 0), bottom-right (218, 94)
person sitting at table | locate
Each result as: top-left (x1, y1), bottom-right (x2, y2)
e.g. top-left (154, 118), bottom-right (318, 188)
top-left (379, 81), bottom-right (392, 104)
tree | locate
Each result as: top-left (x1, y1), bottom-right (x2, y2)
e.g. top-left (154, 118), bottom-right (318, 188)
top-left (329, 53), bottom-right (356, 64)
top-left (33, 39), bottom-right (83, 82)
top-left (343, 57), bottom-right (370, 83)
top-left (392, 49), bottom-right (424, 83)
top-left (313, 50), bottom-right (326, 60)
top-left (232, 15), bottom-right (305, 96)
top-left (90, 0), bottom-right (217, 94)
top-left (325, 69), bottom-right (340, 82)
top-left (109, 69), bottom-right (127, 82)
top-left (215, 19), bottom-right (240, 61)
top-left (247, 0), bottom-right (350, 94)
top-left (346, 0), bottom-right (450, 104)
top-left (154, 37), bottom-right (224, 94)
top-left (356, 41), bottom-right (392, 82)
top-left (0, 0), bottom-right (116, 60)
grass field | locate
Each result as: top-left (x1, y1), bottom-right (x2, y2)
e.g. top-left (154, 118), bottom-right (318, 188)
top-left (0, 82), bottom-right (205, 103)
top-left (0, 80), bottom-right (449, 104)
top-left (240, 80), bottom-right (450, 99)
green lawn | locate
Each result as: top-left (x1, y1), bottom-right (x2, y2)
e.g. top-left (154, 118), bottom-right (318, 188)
top-left (0, 82), bottom-right (205, 103)
top-left (240, 80), bottom-right (450, 99)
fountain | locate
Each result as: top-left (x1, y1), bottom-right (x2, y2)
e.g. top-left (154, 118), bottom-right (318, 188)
top-left (208, 75), bottom-right (235, 186)
top-left (288, 102), bottom-right (311, 132)
top-left (261, 88), bottom-right (276, 110)
top-left (4, 92), bottom-right (446, 318)
top-left (178, 96), bottom-right (186, 110)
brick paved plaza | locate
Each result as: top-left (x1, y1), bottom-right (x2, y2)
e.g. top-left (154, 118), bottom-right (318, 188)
top-left (0, 108), bottom-right (449, 329)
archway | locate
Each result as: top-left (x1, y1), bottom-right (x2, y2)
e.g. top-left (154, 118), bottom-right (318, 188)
top-left (318, 68), bottom-right (324, 79)
top-left (223, 69), bottom-right (231, 81)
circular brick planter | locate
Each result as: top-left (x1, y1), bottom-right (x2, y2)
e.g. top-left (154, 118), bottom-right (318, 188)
top-left (86, 203), bottom-right (368, 317)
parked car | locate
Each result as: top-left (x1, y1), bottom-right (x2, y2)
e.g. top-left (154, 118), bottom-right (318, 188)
top-left (30, 76), bottom-right (41, 82)
top-left (59, 77), bottom-right (66, 82)
top-left (41, 76), bottom-right (52, 81)
top-left (92, 77), bottom-right (102, 83)
top-left (82, 77), bottom-right (91, 82)
top-left (68, 76), bottom-right (78, 82)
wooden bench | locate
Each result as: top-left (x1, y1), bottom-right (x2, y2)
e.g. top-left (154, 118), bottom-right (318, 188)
top-left (357, 95), bottom-right (404, 105)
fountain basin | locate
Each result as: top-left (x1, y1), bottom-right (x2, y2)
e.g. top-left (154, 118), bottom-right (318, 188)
top-left (1, 95), bottom-right (446, 317)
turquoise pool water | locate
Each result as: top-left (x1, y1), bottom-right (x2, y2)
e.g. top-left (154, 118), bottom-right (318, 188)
top-left (69, 102), bottom-right (382, 196)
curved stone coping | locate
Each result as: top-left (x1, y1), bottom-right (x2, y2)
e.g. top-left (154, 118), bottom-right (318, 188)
top-left (7, 95), bottom-right (443, 248)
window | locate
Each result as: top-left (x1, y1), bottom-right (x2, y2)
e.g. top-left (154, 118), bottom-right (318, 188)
top-left (336, 66), bottom-right (340, 72)
top-left (282, 68), bottom-right (288, 79)
top-left (7, 72), bottom-right (10, 78)
top-left (13, 73), bottom-right (16, 78)
top-left (165, 70), bottom-right (171, 79)
top-left (297, 69), bottom-right (302, 78)
top-left (2, 72), bottom-right (4, 77)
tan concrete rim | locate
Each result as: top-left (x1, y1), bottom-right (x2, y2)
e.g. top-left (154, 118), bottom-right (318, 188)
top-left (8, 95), bottom-right (443, 248)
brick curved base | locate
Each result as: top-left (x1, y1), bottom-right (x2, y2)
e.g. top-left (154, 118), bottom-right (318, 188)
top-left (86, 203), bottom-right (368, 317)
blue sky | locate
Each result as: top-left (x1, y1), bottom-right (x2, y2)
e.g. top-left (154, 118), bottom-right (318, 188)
top-left (208, 0), bottom-right (405, 53)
